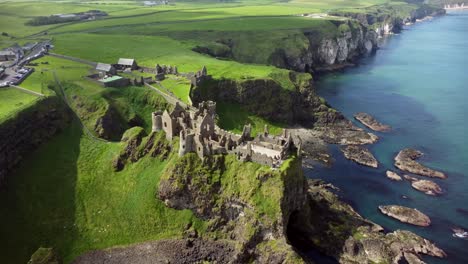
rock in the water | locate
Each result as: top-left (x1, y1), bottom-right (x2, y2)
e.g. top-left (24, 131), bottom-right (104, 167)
top-left (340, 145), bottom-right (378, 168)
top-left (404, 252), bottom-right (426, 264)
top-left (394, 148), bottom-right (446, 179)
top-left (403, 174), bottom-right (419, 182)
top-left (291, 180), bottom-right (446, 264)
top-left (412, 180), bottom-right (443, 196)
top-left (386, 170), bottom-right (402, 181)
top-left (354, 112), bottom-right (391, 132)
top-left (378, 205), bottom-right (431, 227)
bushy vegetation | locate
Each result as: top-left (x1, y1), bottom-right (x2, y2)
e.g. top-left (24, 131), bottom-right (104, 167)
top-left (26, 16), bottom-right (80, 26)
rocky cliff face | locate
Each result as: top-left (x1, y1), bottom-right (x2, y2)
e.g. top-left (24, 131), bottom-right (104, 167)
top-left (0, 97), bottom-right (70, 189)
top-left (292, 5), bottom-right (445, 73)
top-left (288, 179), bottom-right (447, 264)
top-left (191, 75), bottom-right (322, 125)
top-left (288, 21), bottom-right (379, 73)
top-left (158, 153), bottom-right (307, 263)
top-left (191, 75), bottom-right (378, 147)
top-left (191, 4), bottom-right (444, 74)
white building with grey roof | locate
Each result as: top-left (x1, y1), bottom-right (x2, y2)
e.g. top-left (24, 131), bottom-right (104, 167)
top-left (116, 58), bottom-right (137, 70)
top-left (96, 62), bottom-right (116, 75)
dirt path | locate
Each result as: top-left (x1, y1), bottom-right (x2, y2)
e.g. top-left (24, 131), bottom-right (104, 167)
top-left (9, 85), bottom-right (45, 97)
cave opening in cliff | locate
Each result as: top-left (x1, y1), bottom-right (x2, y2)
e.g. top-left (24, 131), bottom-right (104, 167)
top-left (304, 64), bottom-right (310, 73)
top-left (286, 210), bottom-right (338, 264)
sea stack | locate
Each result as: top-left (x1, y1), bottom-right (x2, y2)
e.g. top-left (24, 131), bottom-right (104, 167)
top-left (340, 145), bottom-right (378, 168)
top-left (378, 205), bottom-right (431, 227)
top-left (411, 180), bottom-right (443, 196)
top-left (354, 112), bottom-right (391, 132)
top-left (394, 148), bottom-right (446, 179)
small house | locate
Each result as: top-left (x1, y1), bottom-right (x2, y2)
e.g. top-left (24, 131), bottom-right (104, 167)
top-left (0, 50), bottom-right (16, 61)
top-left (116, 58), bottom-right (137, 70)
top-left (95, 62), bottom-right (116, 75)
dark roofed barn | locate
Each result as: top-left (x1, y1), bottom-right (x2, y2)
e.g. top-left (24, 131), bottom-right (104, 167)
top-left (116, 58), bottom-right (137, 70)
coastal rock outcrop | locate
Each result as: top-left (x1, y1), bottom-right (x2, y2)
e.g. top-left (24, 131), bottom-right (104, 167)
top-left (378, 205), bottom-right (431, 227)
top-left (354, 112), bottom-right (391, 132)
top-left (158, 153), bottom-right (307, 263)
top-left (386, 170), bottom-right (402, 181)
top-left (340, 145), bottom-right (378, 168)
top-left (394, 148), bottom-right (447, 179)
top-left (288, 180), bottom-right (446, 263)
top-left (412, 179), bottom-right (443, 196)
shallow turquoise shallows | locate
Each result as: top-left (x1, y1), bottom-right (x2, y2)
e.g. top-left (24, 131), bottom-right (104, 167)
top-left (310, 10), bottom-right (468, 264)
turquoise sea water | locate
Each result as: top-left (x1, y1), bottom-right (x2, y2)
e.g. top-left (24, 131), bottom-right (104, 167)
top-left (310, 11), bottom-right (468, 264)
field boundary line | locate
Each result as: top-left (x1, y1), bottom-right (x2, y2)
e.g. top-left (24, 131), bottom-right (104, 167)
top-left (48, 53), bottom-right (97, 66)
top-left (9, 85), bottom-right (45, 97)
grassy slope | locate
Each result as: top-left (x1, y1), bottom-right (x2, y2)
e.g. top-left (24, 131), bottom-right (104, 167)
top-left (0, 88), bottom-right (41, 121)
top-left (0, 121), bottom-right (206, 264)
top-left (217, 102), bottom-right (284, 136)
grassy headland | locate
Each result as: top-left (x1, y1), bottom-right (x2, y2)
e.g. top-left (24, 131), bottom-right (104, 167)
top-left (0, 0), bottom-right (444, 263)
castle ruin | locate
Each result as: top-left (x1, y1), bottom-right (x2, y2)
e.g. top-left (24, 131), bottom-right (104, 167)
top-left (152, 101), bottom-right (300, 168)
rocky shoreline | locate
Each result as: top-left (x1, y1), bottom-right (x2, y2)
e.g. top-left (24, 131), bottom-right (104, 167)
top-left (340, 145), bottom-right (378, 168)
top-left (354, 112), bottom-right (391, 132)
top-left (394, 148), bottom-right (447, 179)
top-left (290, 180), bottom-right (446, 263)
top-left (379, 205), bottom-right (431, 227)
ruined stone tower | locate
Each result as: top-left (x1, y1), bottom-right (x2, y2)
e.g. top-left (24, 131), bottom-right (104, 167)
top-left (179, 130), bottom-right (195, 156)
top-left (152, 111), bottom-right (163, 132)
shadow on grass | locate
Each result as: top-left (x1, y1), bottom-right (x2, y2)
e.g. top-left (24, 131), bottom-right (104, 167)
top-left (0, 121), bottom-right (82, 263)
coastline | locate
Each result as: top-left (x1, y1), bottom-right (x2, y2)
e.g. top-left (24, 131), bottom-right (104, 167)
top-left (312, 9), bottom-right (468, 264)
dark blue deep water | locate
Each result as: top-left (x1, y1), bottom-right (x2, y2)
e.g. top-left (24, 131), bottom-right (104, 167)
top-left (310, 11), bottom-right (468, 264)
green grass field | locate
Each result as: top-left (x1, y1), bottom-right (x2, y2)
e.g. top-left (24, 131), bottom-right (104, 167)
top-left (0, 121), bottom-right (206, 264)
top-left (0, 88), bottom-right (41, 121)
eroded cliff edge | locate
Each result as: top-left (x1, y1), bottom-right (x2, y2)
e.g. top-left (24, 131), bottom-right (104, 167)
top-left (191, 3), bottom-right (445, 74)
top-left (80, 131), bottom-right (446, 264)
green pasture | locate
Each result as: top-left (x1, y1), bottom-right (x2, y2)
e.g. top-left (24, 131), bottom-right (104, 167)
top-left (51, 33), bottom-right (287, 79)
top-left (217, 102), bottom-right (284, 137)
top-left (0, 88), bottom-right (41, 121)
top-left (159, 76), bottom-right (191, 104)
top-left (21, 56), bottom-right (92, 94)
